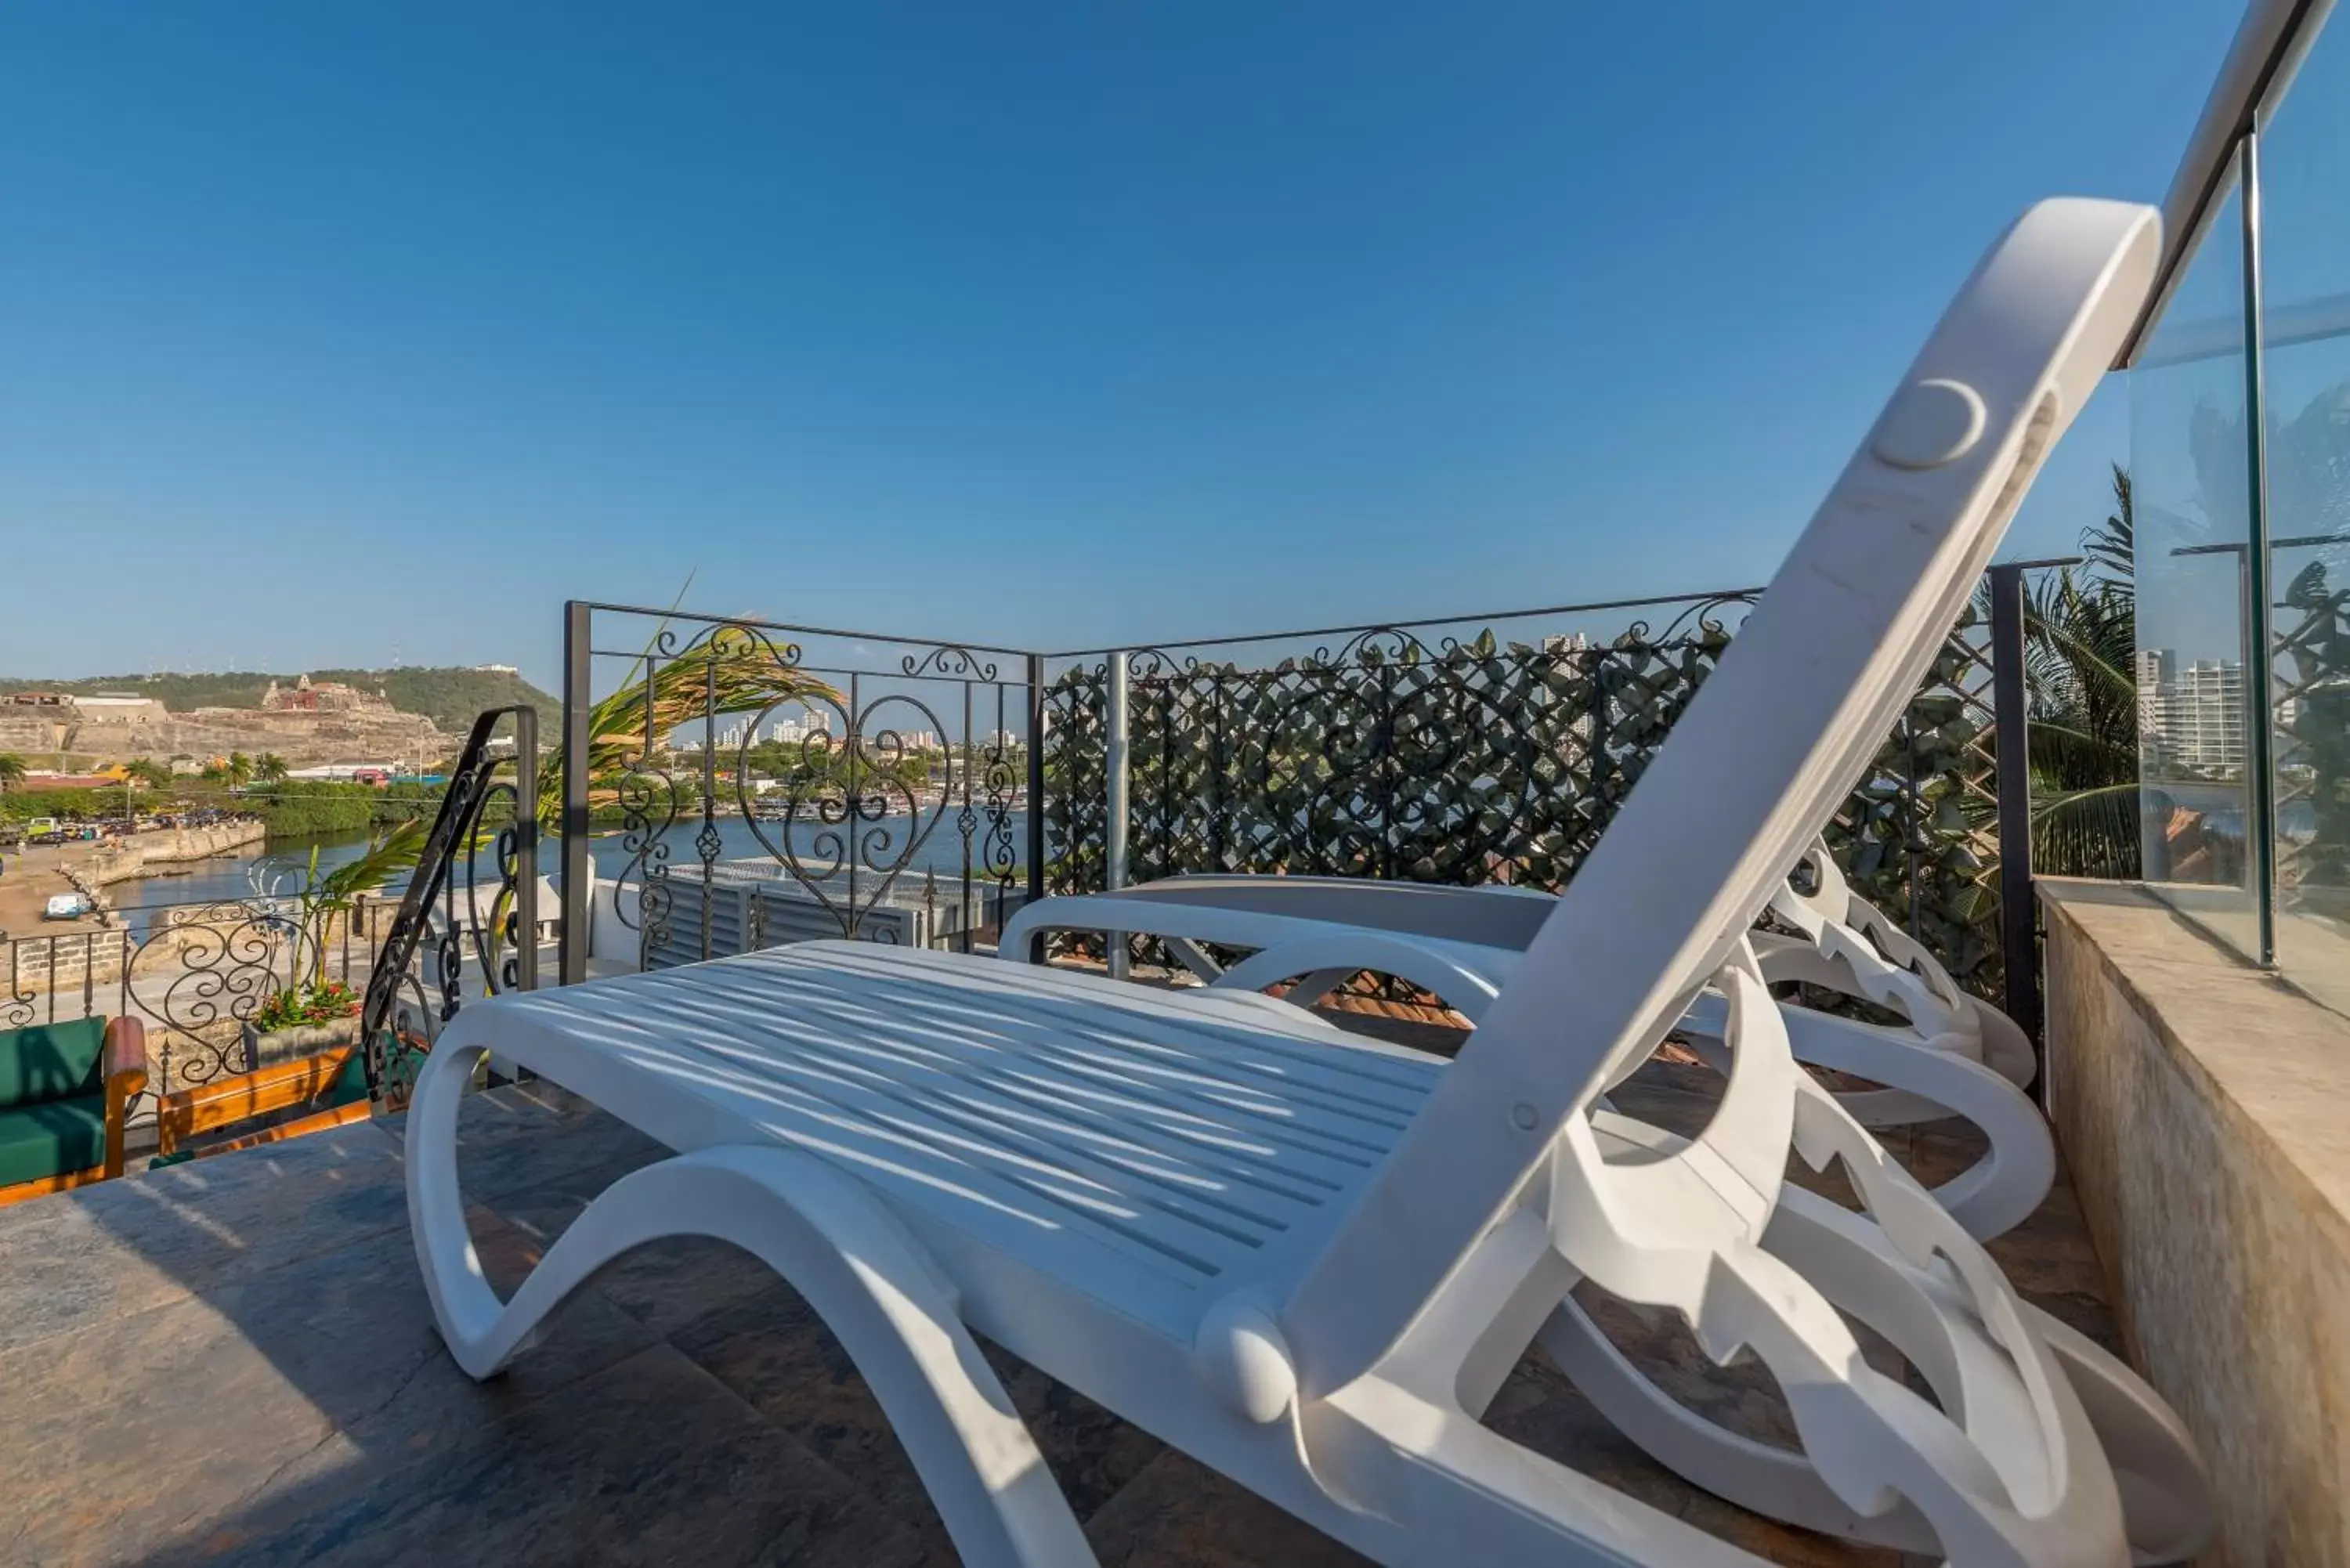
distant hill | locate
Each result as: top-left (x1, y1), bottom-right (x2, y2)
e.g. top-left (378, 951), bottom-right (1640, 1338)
top-left (0, 667), bottom-right (559, 735)
top-left (313, 668), bottom-right (559, 735)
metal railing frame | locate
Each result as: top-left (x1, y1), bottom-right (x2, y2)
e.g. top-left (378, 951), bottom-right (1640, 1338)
top-left (554, 563), bottom-right (2075, 1038)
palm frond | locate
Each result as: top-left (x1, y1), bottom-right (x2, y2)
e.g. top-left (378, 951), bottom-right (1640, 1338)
top-left (2026, 720), bottom-right (2135, 793)
top-left (2078, 464), bottom-right (2135, 588)
top-left (2031, 780), bottom-right (2142, 878)
top-left (1989, 494), bottom-right (2145, 878)
top-left (2023, 574), bottom-right (2135, 703)
top-left (312, 818), bottom-right (430, 910)
top-left (533, 623), bottom-right (844, 830)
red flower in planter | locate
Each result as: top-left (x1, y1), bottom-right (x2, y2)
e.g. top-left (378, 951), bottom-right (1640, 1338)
top-left (253, 980), bottom-right (366, 1032)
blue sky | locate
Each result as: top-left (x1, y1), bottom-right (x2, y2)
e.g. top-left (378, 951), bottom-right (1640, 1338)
top-left (0, 2), bottom-right (2241, 689)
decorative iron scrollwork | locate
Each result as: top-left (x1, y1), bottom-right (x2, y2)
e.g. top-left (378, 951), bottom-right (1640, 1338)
top-left (125, 901), bottom-right (320, 1086)
top-left (0, 944), bottom-right (35, 1032)
top-left (739, 690), bottom-right (956, 941)
top-left (902, 645), bottom-right (1001, 682)
top-left (571, 609), bottom-right (1026, 963)
top-left (615, 763), bottom-right (680, 963)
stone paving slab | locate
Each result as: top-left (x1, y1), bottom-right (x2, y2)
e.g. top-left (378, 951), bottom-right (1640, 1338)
top-left (0, 1019), bottom-right (2117, 1567)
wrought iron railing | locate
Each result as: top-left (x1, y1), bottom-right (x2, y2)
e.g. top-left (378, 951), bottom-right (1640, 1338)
top-left (359, 705), bottom-right (539, 1105)
top-left (0, 894), bottom-right (407, 1100)
top-left (0, 706), bottom-right (551, 1131)
top-left (548, 569), bottom-right (2066, 1035)
top-left (553, 604), bottom-right (1041, 982)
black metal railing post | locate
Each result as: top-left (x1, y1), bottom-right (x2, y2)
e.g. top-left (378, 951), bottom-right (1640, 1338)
top-left (559, 602), bottom-right (591, 986)
top-left (1025, 652), bottom-right (1047, 962)
top-left (1104, 651), bottom-right (1131, 980)
top-left (1987, 562), bottom-right (2041, 1050)
top-left (358, 705), bottom-right (540, 1102)
top-left (514, 705), bottom-right (539, 992)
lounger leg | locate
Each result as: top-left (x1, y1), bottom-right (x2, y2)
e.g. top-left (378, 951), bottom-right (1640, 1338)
top-left (1536, 1179), bottom-right (2214, 1562)
top-left (1678, 992), bottom-right (2055, 1241)
top-left (405, 1042), bottom-right (1098, 1568)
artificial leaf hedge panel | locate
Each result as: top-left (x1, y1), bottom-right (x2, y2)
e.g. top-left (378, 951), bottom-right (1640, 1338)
top-left (1043, 608), bottom-right (2005, 999)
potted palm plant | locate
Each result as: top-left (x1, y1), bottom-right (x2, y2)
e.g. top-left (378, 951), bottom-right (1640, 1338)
top-left (242, 822), bottom-right (427, 1070)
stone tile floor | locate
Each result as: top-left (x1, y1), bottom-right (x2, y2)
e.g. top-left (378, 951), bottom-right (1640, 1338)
top-left (0, 1015), bottom-right (2122, 1567)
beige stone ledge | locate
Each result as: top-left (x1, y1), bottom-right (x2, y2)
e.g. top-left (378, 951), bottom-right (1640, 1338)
top-left (2038, 877), bottom-right (2350, 1567)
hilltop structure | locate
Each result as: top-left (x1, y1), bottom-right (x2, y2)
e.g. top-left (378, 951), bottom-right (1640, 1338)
top-left (0, 676), bottom-right (445, 767)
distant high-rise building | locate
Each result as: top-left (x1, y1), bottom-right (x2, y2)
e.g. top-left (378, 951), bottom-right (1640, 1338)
top-left (2139, 649), bottom-right (2247, 776)
top-left (767, 714), bottom-right (825, 746)
top-left (2135, 649), bottom-right (2175, 763)
top-left (2171, 659), bottom-right (2248, 773)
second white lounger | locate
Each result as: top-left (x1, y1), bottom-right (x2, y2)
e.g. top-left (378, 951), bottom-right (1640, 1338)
top-left (1001, 828), bottom-right (2056, 1240)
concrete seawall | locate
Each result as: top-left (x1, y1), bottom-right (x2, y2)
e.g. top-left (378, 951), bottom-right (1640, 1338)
top-left (82, 822), bottom-right (268, 888)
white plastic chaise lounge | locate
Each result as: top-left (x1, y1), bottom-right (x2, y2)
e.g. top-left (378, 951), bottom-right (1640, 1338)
top-left (408, 199), bottom-right (2211, 1566)
top-left (996, 850), bottom-right (2189, 1550)
top-left (1000, 826), bottom-right (2057, 1241)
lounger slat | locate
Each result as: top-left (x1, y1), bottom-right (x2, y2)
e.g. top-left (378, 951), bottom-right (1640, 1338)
top-left (794, 945), bottom-right (1438, 1108)
top-left (645, 968), bottom-right (1393, 1188)
top-left (649, 956), bottom-right (1419, 1165)
top-left (687, 955), bottom-right (1433, 1131)
top-left (501, 942), bottom-right (1441, 1296)
top-left (565, 1016), bottom-right (1250, 1281)
top-left (691, 959), bottom-right (1422, 1126)
top-left (661, 1024), bottom-right (1296, 1259)
top-left (696, 1024), bottom-right (1330, 1222)
top-left (578, 1009), bottom-right (1275, 1277)
top-left (649, 974), bottom-right (1390, 1262)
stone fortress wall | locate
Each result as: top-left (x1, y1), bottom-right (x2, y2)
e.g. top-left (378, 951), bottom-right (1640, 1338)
top-left (0, 675), bottom-right (446, 766)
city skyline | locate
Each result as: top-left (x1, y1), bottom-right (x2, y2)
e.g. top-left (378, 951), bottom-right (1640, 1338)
top-left (667, 705), bottom-right (968, 756)
top-left (2136, 647), bottom-right (2252, 779)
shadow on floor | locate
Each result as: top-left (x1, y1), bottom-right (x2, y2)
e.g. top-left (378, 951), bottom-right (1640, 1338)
top-left (0, 1017), bottom-right (2117, 1566)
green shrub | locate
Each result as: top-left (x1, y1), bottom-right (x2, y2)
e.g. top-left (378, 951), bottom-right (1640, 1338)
top-left (0, 788), bottom-right (121, 822)
top-left (258, 780), bottom-right (376, 837)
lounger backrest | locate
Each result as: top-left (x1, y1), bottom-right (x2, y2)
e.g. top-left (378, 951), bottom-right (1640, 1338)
top-left (1284, 198), bottom-right (2160, 1395)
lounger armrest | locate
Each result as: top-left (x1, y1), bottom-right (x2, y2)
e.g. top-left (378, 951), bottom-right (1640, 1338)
top-left (102, 1017), bottom-right (149, 1179)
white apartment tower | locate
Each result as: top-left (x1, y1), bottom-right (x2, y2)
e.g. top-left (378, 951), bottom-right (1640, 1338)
top-left (2141, 650), bottom-right (2248, 776)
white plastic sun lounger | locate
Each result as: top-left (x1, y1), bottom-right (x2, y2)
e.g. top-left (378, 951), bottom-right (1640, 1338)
top-left (999, 829), bottom-right (2058, 1241)
top-left (408, 199), bottom-right (2211, 1566)
top-left (993, 847), bottom-right (2184, 1548)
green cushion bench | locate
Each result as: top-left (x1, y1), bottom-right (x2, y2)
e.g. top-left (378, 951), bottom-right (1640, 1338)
top-left (0, 1017), bottom-right (149, 1205)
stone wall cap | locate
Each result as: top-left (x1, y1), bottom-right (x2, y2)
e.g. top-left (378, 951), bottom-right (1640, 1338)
top-left (2039, 876), bottom-right (2350, 1247)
